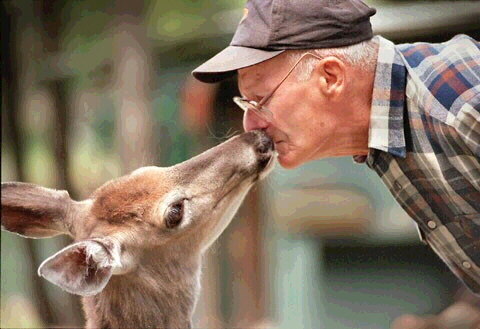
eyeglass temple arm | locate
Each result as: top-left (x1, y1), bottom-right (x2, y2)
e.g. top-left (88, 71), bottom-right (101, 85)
top-left (257, 52), bottom-right (322, 107)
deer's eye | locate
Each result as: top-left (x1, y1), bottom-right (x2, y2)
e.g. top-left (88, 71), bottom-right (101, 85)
top-left (165, 200), bottom-right (184, 229)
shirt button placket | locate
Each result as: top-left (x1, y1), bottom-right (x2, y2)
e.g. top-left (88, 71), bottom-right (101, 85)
top-left (394, 181), bottom-right (402, 192)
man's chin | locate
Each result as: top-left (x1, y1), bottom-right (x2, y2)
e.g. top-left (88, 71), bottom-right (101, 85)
top-left (277, 153), bottom-right (303, 169)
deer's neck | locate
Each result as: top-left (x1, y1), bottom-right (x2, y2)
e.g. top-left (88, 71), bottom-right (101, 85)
top-left (82, 253), bottom-right (201, 329)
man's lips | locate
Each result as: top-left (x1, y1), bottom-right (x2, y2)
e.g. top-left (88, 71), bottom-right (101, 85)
top-left (262, 128), bottom-right (287, 154)
top-left (273, 140), bottom-right (287, 155)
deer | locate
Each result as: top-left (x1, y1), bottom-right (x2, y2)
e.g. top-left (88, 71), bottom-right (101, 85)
top-left (1, 129), bottom-right (275, 329)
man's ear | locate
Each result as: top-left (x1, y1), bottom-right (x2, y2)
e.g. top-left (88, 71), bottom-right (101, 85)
top-left (1, 182), bottom-right (76, 238)
top-left (315, 56), bottom-right (345, 97)
top-left (38, 239), bottom-right (122, 296)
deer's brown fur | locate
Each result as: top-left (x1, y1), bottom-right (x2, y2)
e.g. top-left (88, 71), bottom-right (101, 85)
top-left (1, 130), bottom-right (274, 329)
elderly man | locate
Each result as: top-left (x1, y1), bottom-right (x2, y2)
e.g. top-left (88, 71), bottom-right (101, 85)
top-left (192, 0), bottom-right (480, 327)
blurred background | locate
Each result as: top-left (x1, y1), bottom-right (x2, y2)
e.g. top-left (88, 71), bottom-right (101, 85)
top-left (1, 0), bottom-right (479, 328)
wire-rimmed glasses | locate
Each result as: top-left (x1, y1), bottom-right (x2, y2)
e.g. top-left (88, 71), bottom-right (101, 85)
top-left (233, 52), bottom-right (323, 121)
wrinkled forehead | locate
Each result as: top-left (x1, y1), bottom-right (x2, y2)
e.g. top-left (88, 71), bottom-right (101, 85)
top-left (237, 53), bottom-right (290, 98)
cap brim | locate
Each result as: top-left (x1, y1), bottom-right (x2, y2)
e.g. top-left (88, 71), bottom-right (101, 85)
top-left (193, 46), bottom-right (284, 83)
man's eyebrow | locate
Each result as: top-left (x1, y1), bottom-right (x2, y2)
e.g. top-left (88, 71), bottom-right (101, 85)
top-left (243, 84), bottom-right (268, 101)
top-left (238, 72), bottom-right (266, 101)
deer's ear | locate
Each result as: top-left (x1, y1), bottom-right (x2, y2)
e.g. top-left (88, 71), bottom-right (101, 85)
top-left (38, 239), bottom-right (121, 296)
top-left (1, 182), bottom-right (74, 238)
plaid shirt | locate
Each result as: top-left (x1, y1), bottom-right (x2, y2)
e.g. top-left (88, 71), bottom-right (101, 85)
top-left (358, 35), bottom-right (480, 294)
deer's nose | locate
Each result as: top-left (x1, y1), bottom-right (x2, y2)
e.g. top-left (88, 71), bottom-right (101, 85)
top-left (242, 129), bottom-right (274, 154)
top-left (255, 130), bottom-right (274, 154)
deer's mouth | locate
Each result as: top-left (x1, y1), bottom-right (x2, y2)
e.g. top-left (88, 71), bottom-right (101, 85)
top-left (257, 147), bottom-right (276, 180)
top-left (213, 151), bottom-right (275, 211)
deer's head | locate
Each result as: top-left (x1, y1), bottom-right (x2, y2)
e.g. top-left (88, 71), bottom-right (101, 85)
top-left (1, 130), bottom-right (275, 297)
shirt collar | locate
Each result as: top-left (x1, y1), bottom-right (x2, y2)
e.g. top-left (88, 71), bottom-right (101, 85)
top-left (355, 36), bottom-right (408, 164)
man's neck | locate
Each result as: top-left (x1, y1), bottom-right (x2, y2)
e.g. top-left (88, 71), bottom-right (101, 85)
top-left (348, 64), bottom-right (376, 157)
top-left (332, 68), bottom-right (374, 159)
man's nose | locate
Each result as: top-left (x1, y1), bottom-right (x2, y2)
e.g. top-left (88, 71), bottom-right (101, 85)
top-left (243, 109), bottom-right (269, 132)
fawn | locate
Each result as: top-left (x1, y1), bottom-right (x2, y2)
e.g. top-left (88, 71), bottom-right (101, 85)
top-left (1, 130), bottom-right (275, 329)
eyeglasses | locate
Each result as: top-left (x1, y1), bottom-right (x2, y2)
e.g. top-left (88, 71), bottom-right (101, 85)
top-left (233, 52), bottom-right (323, 120)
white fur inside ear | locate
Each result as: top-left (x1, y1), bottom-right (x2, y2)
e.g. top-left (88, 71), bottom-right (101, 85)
top-left (106, 238), bottom-right (134, 275)
top-left (38, 240), bottom-right (116, 296)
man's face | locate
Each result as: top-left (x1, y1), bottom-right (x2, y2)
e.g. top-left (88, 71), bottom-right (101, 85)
top-left (238, 54), bottom-right (343, 169)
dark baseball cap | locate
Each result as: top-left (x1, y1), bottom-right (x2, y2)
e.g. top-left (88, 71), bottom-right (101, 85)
top-left (193, 0), bottom-right (376, 83)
